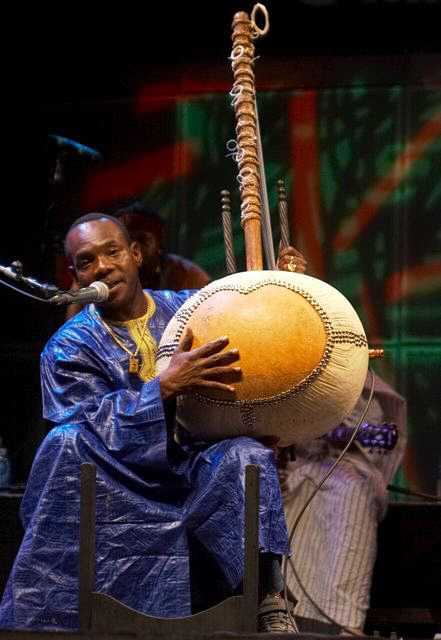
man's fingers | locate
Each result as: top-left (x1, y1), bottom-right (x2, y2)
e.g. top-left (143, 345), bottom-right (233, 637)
top-left (283, 256), bottom-right (307, 266)
top-left (178, 327), bottom-right (194, 352)
top-left (278, 252), bottom-right (308, 274)
top-left (194, 380), bottom-right (237, 395)
top-left (203, 349), bottom-right (240, 367)
top-left (201, 365), bottom-right (242, 383)
top-left (277, 246), bottom-right (308, 274)
top-left (190, 336), bottom-right (232, 358)
top-left (279, 245), bottom-right (304, 259)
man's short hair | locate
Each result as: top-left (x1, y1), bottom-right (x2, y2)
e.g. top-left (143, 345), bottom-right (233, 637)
top-left (64, 213), bottom-right (131, 258)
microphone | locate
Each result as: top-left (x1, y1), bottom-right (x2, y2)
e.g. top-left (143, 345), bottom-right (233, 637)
top-left (49, 281), bottom-right (109, 306)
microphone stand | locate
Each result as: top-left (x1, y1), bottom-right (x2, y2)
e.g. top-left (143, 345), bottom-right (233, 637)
top-left (0, 260), bottom-right (61, 303)
top-left (1, 261), bottom-right (108, 306)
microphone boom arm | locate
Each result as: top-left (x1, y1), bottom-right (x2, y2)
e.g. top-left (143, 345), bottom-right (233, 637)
top-left (0, 261), bottom-right (59, 299)
top-left (0, 263), bottom-right (109, 306)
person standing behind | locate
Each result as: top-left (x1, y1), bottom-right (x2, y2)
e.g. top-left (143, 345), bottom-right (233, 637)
top-left (114, 201), bottom-right (211, 291)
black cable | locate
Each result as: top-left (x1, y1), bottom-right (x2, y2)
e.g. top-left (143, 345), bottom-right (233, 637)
top-left (282, 367), bottom-right (376, 634)
top-left (0, 277), bottom-right (52, 304)
top-left (387, 483), bottom-right (441, 502)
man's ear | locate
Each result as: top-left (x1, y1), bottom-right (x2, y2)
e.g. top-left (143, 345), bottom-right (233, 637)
top-left (130, 241), bottom-right (143, 267)
top-left (68, 264), bottom-right (79, 284)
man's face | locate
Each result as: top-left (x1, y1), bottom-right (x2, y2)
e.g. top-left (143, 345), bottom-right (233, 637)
top-left (66, 218), bottom-right (142, 314)
top-left (121, 214), bottom-right (162, 276)
top-left (128, 228), bottom-right (161, 274)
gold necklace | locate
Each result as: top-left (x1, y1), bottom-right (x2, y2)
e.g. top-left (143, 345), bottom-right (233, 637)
top-left (99, 301), bottom-right (149, 374)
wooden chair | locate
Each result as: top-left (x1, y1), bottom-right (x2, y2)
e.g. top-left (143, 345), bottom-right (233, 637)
top-left (79, 462), bottom-right (260, 633)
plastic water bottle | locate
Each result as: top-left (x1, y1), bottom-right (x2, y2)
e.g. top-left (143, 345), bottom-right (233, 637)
top-left (0, 441), bottom-right (11, 490)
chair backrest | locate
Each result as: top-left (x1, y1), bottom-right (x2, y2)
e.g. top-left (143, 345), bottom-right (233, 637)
top-left (78, 462), bottom-right (260, 633)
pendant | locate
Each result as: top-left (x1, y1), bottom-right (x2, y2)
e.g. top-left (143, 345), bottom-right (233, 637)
top-left (129, 355), bottom-right (139, 374)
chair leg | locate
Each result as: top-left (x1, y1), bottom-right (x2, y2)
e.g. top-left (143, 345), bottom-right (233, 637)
top-left (243, 464), bottom-right (260, 621)
top-left (79, 462), bottom-right (96, 631)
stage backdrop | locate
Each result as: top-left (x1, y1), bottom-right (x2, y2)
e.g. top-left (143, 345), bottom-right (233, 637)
top-left (37, 59), bottom-right (441, 496)
top-left (2, 53), bottom-right (440, 496)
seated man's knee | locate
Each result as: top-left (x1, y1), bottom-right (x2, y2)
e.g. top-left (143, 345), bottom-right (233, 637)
top-left (45, 422), bottom-right (82, 442)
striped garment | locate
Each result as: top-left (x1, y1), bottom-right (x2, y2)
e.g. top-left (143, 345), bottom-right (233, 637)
top-left (282, 375), bottom-right (407, 630)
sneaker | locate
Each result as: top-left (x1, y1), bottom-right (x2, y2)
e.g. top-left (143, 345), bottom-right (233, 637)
top-left (258, 594), bottom-right (299, 632)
